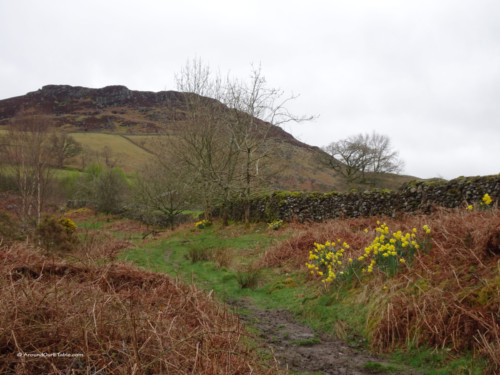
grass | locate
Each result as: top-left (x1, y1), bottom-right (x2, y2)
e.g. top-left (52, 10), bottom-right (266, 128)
top-left (68, 132), bottom-right (153, 171)
top-left (363, 361), bottom-right (401, 373)
top-left (4, 204), bottom-right (494, 373)
top-left (291, 337), bottom-right (321, 347)
top-left (115, 208), bottom-right (499, 374)
top-left (121, 223), bottom-right (287, 302)
top-left (391, 348), bottom-right (487, 375)
top-left (29, 205), bottom-right (492, 374)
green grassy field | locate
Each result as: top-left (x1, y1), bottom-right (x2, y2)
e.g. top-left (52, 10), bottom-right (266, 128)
top-left (69, 132), bottom-right (153, 171)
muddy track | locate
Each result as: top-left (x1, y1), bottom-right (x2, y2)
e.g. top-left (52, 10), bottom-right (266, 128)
top-left (229, 298), bottom-right (422, 375)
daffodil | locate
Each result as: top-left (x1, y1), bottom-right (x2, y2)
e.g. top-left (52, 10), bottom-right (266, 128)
top-left (482, 193), bottom-right (492, 205)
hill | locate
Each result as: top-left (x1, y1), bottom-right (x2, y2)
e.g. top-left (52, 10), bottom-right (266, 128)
top-left (0, 85), bottom-right (415, 192)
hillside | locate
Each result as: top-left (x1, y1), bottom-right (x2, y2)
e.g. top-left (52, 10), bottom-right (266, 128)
top-left (0, 85), bottom-right (415, 192)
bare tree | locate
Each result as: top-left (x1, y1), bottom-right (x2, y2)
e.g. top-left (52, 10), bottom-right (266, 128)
top-left (166, 59), bottom-right (311, 224)
top-left (0, 113), bottom-right (54, 228)
top-left (366, 132), bottom-right (404, 174)
top-left (225, 65), bottom-right (312, 222)
top-left (133, 160), bottom-right (191, 230)
top-left (49, 132), bottom-right (82, 168)
top-left (147, 59), bottom-right (312, 224)
top-left (168, 59), bottom-right (241, 224)
top-left (321, 135), bottom-right (372, 184)
top-left (99, 145), bottom-right (117, 168)
top-left (321, 132), bottom-right (404, 185)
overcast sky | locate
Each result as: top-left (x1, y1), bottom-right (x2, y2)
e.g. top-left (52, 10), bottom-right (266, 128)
top-left (1, 0), bottom-right (499, 179)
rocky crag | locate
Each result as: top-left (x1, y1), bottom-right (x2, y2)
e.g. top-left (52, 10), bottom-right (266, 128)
top-left (0, 85), bottom-right (311, 148)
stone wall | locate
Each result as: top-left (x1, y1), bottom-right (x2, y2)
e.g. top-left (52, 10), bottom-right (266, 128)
top-left (225, 175), bottom-right (500, 222)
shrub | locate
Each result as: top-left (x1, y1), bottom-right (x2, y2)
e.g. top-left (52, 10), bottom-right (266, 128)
top-left (36, 216), bottom-right (78, 252)
top-left (75, 164), bottom-right (129, 214)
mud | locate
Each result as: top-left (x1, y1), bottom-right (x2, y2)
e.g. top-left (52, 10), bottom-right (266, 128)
top-left (230, 298), bottom-right (421, 375)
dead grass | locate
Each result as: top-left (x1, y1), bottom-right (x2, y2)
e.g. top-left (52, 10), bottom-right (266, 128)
top-left (103, 219), bottom-right (148, 235)
top-left (212, 248), bottom-right (234, 269)
top-left (0, 242), bottom-right (275, 374)
top-left (259, 218), bottom-right (376, 269)
top-left (372, 209), bottom-right (500, 373)
top-left (261, 208), bottom-right (500, 373)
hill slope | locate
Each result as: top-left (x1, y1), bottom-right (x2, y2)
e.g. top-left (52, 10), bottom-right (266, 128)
top-left (0, 85), bottom-right (415, 191)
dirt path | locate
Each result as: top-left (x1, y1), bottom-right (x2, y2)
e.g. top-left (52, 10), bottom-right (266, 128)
top-left (230, 298), bottom-right (421, 375)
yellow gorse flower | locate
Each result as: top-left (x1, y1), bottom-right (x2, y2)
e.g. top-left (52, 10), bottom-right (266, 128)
top-left (58, 217), bottom-right (77, 234)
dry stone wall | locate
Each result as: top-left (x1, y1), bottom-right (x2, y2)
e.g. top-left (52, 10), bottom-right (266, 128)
top-left (225, 175), bottom-right (500, 222)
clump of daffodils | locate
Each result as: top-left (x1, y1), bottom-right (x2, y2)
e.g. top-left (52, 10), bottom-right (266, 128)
top-left (268, 219), bottom-right (284, 230)
top-left (306, 239), bottom-right (349, 283)
top-left (481, 193), bottom-right (492, 206)
top-left (467, 193), bottom-right (494, 211)
top-left (195, 219), bottom-right (211, 229)
top-left (306, 221), bottom-right (431, 284)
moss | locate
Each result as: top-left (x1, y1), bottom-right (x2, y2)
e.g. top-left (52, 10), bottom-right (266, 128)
top-left (222, 175), bottom-right (500, 223)
top-left (324, 190), bottom-right (341, 198)
top-left (475, 277), bottom-right (500, 308)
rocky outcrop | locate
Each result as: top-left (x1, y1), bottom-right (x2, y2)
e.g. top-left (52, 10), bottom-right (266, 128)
top-left (0, 85), bottom-right (314, 148)
top-left (0, 85), bottom-right (186, 118)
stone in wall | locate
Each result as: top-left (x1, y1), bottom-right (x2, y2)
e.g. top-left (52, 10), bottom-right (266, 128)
top-left (222, 175), bottom-right (500, 223)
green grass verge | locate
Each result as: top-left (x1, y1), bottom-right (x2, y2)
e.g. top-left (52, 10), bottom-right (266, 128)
top-left (121, 223), bottom-right (287, 301)
top-left (82, 218), bottom-right (489, 375)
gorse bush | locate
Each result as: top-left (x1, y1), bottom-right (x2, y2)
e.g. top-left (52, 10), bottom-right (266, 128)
top-left (58, 217), bottom-right (77, 234)
top-left (306, 221), bottom-right (431, 284)
top-left (36, 216), bottom-right (78, 252)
